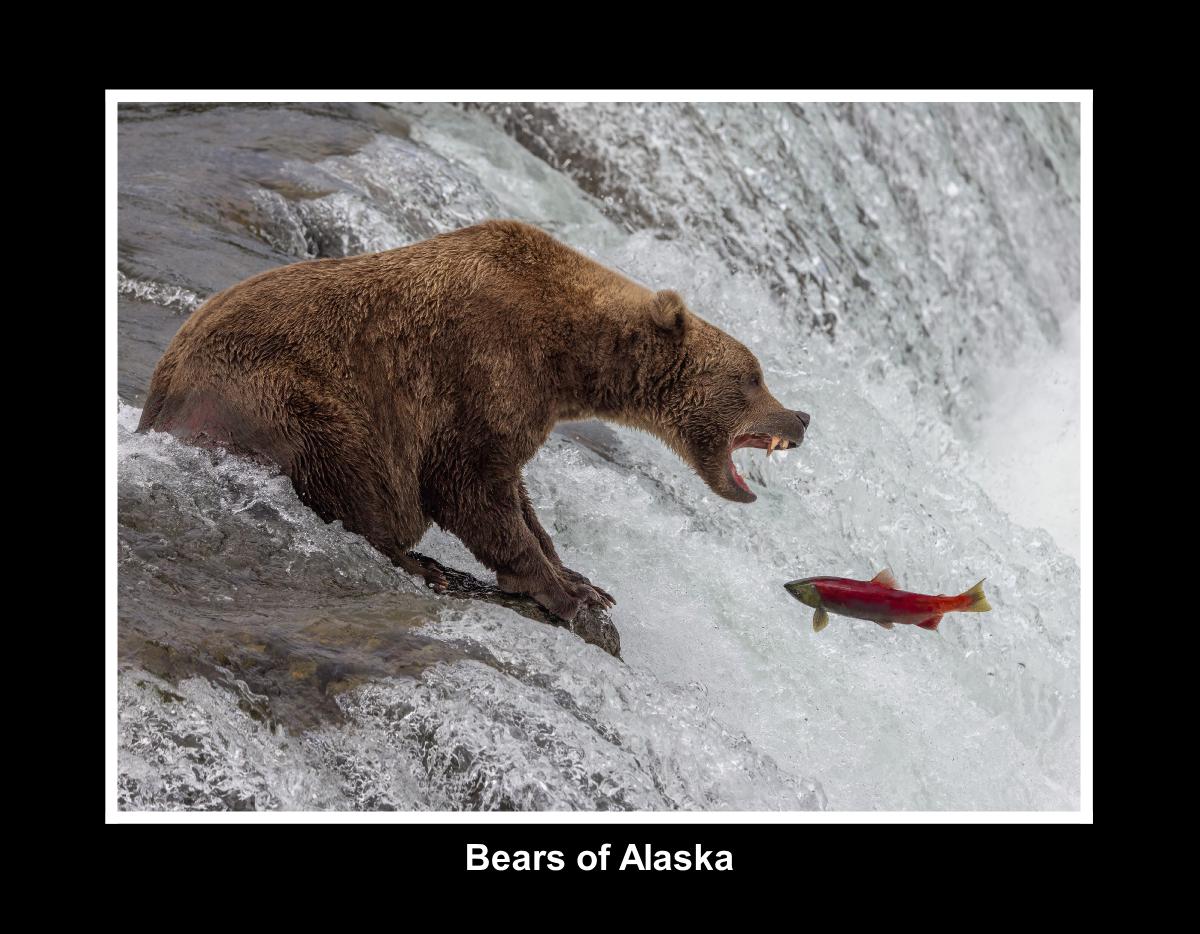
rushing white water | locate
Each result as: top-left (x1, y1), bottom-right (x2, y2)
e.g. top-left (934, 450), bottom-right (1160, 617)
top-left (117, 102), bottom-right (1081, 810)
top-left (964, 311), bottom-right (1081, 560)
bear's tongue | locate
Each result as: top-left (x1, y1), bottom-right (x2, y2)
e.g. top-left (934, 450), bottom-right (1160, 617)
top-left (729, 457), bottom-right (751, 493)
top-left (728, 433), bottom-right (786, 493)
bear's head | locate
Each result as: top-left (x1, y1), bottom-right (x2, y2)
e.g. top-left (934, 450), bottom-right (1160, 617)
top-left (634, 290), bottom-right (811, 504)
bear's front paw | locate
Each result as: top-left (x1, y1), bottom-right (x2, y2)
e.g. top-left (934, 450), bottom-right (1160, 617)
top-left (398, 552), bottom-right (449, 593)
top-left (537, 590), bottom-right (586, 623)
top-left (497, 571), bottom-right (584, 623)
top-left (558, 567), bottom-right (616, 609)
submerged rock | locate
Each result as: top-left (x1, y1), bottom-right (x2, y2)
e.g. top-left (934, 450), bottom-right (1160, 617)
top-left (569, 607), bottom-right (621, 658)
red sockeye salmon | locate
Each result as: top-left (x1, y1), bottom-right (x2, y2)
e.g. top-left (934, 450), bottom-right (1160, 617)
top-left (783, 569), bottom-right (991, 632)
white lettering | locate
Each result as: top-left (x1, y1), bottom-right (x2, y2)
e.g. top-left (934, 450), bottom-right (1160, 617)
top-left (620, 843), bottom-right (646, 870)
top-left (466, 844), bottom-right (490, 870)
top-left (618, 843), bottom-right (734, 870)
top-left (466, 846), bottom-right (566, 870)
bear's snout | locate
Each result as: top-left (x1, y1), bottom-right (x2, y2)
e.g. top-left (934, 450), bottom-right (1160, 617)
top-left (794, 410), bottom-right (811, 434)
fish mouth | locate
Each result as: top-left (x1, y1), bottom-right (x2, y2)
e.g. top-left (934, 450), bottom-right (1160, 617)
top-left (783, 579), bottom-right (819, 606)
top-left (724, 427), bottom-right (804, 503)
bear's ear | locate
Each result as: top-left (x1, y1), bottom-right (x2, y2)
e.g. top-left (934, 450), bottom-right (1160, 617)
top-left (648, 289), bottom-right (689, 339)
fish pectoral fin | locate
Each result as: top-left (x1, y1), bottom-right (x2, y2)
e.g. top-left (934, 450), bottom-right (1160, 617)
top-left (875, 620), bottom-right (895, 630)
top-left (917, 615), bottom-right (943, 631)
top-left (871, 568), bottom-right (898, 589)
top-left (812, 607), bottom-right (830, 633)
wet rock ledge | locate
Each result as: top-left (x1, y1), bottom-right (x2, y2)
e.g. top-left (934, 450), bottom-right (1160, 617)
top-left (431, 561), bottom-right (621, 658)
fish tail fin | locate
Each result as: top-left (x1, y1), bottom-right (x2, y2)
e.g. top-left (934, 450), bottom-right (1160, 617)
top-left (961, 579), bottom-right (991, 612)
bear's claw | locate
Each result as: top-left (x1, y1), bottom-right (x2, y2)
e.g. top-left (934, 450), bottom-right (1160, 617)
top-left (576, 582), bottom-right (615, 609)
top-left (399, 552), bottom-right (449, 593)
top-left (558, 566), bottom-right (616, 609)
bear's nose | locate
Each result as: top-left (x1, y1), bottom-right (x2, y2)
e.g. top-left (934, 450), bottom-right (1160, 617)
top-left (794, 410), bottom-right (811, 430)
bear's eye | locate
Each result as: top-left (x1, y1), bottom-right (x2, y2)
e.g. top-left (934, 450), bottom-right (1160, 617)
top-left (745, 373), bottom-right (762, 390)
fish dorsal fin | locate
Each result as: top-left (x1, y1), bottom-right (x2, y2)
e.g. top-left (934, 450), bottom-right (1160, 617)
top-left (917, 615), bottom-right (943, 631)
top-left (871, 568), bottom-right (898, 589)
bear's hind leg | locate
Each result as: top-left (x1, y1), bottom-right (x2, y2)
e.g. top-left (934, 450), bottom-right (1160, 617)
top-left (272, 386), bottom-right (445, 595)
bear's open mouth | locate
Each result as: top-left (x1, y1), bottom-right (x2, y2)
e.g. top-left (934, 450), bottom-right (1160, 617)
top-left (726, 433), bottom-right (800, 498)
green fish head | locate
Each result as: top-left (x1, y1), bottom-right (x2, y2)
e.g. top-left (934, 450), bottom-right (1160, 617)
top-left (784, 580), bottom-right (820, 608)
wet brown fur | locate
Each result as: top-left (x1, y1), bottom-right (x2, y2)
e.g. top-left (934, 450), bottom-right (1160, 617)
top-left (139, 221), bottom-right (808, 620)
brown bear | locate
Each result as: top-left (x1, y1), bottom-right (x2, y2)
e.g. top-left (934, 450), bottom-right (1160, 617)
top-left (138, 220), bottom-right (810, 621)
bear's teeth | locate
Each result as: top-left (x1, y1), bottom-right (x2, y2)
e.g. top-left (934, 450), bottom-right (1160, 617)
top-left (767, 435), bottom-right (780, 456)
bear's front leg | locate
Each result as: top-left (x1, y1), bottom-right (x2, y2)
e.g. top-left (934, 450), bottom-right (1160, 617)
top-left (517, 481), bottom-right (615, 609)
top-left (433, 478), bottom-right (587, 622)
